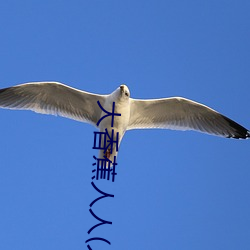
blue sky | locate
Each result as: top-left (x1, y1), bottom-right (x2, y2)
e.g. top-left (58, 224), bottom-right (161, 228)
top-left (0, 1), bottom-right (249, 249)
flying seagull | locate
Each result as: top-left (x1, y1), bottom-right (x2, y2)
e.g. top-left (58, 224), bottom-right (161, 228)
top-left (0, 82), bottom-right (249, 162)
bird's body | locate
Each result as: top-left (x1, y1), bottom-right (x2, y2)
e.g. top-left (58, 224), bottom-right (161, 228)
top-left (0, 82), bottom-right (249, 164)
top-left (97, 86), bottom-right (130, 162)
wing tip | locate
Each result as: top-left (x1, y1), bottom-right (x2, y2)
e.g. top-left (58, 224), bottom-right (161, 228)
top-left (223, 115), bottom-right (250, 139)
top-left (227, 132), bottom-right (250, 139)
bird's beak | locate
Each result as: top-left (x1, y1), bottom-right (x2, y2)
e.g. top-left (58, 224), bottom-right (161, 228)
top-left (120, 85), bottom-right (124, 93)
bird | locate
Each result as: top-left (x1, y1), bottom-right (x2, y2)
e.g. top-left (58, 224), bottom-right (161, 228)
top-left (0, 82), bottom-right (249, 163)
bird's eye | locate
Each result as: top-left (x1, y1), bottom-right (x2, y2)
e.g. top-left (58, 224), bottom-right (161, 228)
top-left (125, 92), bottom-right (129, 97)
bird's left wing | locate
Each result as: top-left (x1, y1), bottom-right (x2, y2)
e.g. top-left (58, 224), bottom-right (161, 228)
top-left (0, 82), bottom-right (106, 126)
top-left (128, 97), bottom-right (249, 139)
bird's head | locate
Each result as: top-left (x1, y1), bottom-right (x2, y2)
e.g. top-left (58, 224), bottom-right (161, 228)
top-left (110, 84), bottom-right (130, 103)
top-left (119, 84), bottom-right (130, 98)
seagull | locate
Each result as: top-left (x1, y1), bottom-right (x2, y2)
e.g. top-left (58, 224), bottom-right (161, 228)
top-left (0, 82), bottom-right (249, 163)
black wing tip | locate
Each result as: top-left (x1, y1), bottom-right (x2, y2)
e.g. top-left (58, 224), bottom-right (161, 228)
top-left (227, 132), bottom-right (249, 139)
top-left (223, 115), bottom-right (250, 139)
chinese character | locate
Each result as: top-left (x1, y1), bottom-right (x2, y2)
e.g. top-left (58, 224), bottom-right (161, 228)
top-left (96, 101), bottom-right (121, 127)
top-left (93, 128), bottom-right (119, 157)
top-left (92, 155), bottom-right (117, 182)
top-left (85, 237), bottom-right (111, 250)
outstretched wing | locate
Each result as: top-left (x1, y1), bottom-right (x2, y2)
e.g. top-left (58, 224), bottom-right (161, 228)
top-left (128, 97), bottom-right (249, 139)
top-left (0, 82), bottom-right (106, 126)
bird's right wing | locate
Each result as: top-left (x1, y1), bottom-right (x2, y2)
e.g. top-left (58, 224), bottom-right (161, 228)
top-left (0, 82), bottom-right (106, 126)
top-left (128, 97), bottom-right (249, 139)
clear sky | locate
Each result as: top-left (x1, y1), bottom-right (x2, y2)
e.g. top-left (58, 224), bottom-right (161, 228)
top-left (0, 1), bottom-right (249, 250)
